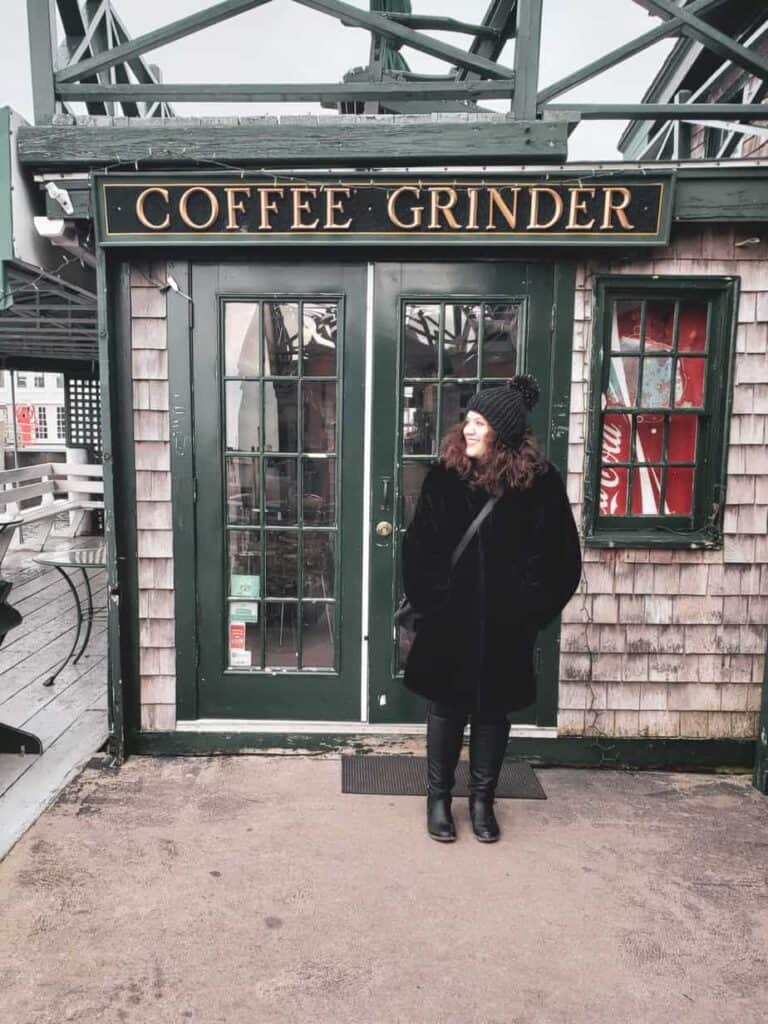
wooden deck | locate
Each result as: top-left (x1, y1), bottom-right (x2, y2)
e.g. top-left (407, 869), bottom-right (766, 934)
top-left (0, 554), bottom-right (108, 860)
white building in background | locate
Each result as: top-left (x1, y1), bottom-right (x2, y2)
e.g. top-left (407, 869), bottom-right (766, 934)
top-left (0, 370), bottom-right (66, 453)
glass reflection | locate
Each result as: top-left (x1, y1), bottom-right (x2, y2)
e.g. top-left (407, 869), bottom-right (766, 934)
top-left (228, 531), bottom-right (261, 598)
top-left (224, 302), bottom-right (260, 376)
top-left (264, 303), bottom-right (299, 376)
top-left (644, 300), bottom-right (675, 349)
top-left (302, 532), bottom-right (335, 598)
top-left (265, 531), bottom-right (298, 598)
top-left (226, 457), bottom-right (259, 525)
top-left (402, 383), bottom-right (437, 455)
top-left (441, 381), bottom-right (476, 437)
top-left (263, 381), bottom-right (298, 452)
top-left (675, 357), bottom-right (706, 408)
top-left (225, 381), bottom-right (260, 451)
top-left (302, 603), bottom-right (334, 669)
top-left (404, 304), bottom-right (439, 377)
top-left (264, 458), bottom-right (297, 524)
top-left (303, 381), bottom-right (336, 453)
top-left (612, 301), bottom-right (642, 352)
top-left (303, 459), bottom-right (336, 525)
top-left (303, 303), bottom-right (338, 375)
top-left (677, 303), bottom-right (707, 352)
top-left (483, 303), bottom-right (519, 378)
top-left (265, 603), bottom-right (298, 668)
top-left (607, 356), bottom-right (638, 408)
top-left (444, 304), bottom-right (479, 376)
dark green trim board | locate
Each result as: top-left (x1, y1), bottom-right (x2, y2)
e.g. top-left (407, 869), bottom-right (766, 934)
top-left (584, 274), bottom-right (738, 549)
top-left (128, 730), bottom-right (756, 771)
top-left (0, 108), bottom-right (13, 312)
top-left (754, 634), bottom-right (768, 794)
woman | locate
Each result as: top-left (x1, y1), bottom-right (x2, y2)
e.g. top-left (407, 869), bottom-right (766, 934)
top-left (401, 374), bottom-right (582, 843)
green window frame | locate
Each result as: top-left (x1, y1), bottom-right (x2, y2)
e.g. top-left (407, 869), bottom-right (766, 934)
top-left (585, 275), bottom-right (738, 549)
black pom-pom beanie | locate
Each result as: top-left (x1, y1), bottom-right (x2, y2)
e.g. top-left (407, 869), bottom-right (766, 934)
top-left (466, 374), bottom-right (540, 449)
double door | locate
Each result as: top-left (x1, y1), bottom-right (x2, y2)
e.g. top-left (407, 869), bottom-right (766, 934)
top-left (186, 259), bottom-right (562, 724)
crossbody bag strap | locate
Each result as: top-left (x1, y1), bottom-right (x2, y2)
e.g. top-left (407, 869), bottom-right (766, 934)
top-left (449, 494), bottom-right (499, 571)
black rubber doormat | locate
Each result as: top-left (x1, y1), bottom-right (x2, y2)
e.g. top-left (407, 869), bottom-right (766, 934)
top-left (341, 755), bottom-right (546, 799)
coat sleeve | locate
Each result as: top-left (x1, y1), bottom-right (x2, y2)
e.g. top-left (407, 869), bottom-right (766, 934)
top-left (516, 465), bottom-right (582, 630)
top-left (401, 467), bottom-right (452, 615)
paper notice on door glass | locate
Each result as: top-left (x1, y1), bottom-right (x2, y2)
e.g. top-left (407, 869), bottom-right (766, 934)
top-left (230, 601), bottom-right (259, 623)
top-left (229, 649), bottom-right (252, 668)
top-left (231, 574), bottom-right (261, 599)
top-left (229, 621), bottom-right (246, 650)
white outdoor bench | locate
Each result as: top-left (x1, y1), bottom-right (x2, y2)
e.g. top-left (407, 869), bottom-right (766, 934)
top-left (0, 461), bottom-right (104, 567)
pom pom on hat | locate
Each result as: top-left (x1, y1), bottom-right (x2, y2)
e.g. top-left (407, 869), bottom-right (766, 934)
top-left (466, 373), bottom-right (540, 449)
top-left (508, 373), bottom-right (540, 412)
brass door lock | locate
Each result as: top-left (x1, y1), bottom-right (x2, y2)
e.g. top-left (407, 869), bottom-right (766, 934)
top-left (375, 521), bottom-right (393, 537)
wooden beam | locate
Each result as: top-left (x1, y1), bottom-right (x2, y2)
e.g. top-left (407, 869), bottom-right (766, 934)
top-left (543, 102), bottom-right (768, 120)
top-left (16, 118), bottom-right (568, 168)
top-left (26, 0), bottom-right (58, 123)
top-left (57, 81), bottom-right (517, 103)
top-left (513, 0), bottom-right (542, 120)
top-left (637, 0), bottom-right (768, 83)
top-left (290, 0), bottom-right (515, 79)
top-left (383, 15), bottom-right (499, 38)
top-left (56, 0), bottom-right (274, 83)
top-left (538, 0), bottom-right (729, 104)
top-left (458, 0), bottom-right (518, 82)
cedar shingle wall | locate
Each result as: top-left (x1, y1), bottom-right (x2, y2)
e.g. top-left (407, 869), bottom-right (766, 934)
top-left (559, 225), bottom-right (768, 739)
top-left (131, 262), bottom-right (175, 732)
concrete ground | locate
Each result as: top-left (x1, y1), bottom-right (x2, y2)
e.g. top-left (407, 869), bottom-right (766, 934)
top-left (1, 756), bottom-right (767, 1024)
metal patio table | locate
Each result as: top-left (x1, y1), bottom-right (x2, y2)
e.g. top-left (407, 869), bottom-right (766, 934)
top-left (33, 542), bottom-right (106, 687)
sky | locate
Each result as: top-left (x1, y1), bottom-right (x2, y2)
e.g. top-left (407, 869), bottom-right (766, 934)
top-left (0, 0), bottom-right (677, 161)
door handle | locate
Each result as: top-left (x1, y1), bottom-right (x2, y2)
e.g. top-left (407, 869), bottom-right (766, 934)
top-left (380, 476), bottom-right (392, 512)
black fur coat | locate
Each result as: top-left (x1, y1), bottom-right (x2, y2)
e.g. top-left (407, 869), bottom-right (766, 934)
top-left (401, 460), bottom-right (582, 714)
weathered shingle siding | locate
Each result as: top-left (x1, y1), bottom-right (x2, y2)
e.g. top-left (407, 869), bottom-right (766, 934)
top-left (131, 262), bottom-right (176, 732)
top-left (559, 224), bottom-right (767, 739)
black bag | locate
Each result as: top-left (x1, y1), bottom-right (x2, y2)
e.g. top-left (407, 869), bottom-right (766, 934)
top-left (395, 494), bottom-right (498, 634)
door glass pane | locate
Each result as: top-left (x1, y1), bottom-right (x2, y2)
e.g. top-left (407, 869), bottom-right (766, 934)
top-left (303, 459), bottom-right (336, 525)
top-left (264, 458), bottom-right (297, 524)
top-left (224, 302), bottom-right (260, 376)
top-left (482, 303), bottom-right (519, 378)
top-left (302, 603), bottom-right (334, 669)
top-left (265, 603), bottom-right (298, 668)
top-left (225, 381), bottom-right (260, 451)
top-left (400, 462), bottom-right (430, 529)
top-left (263, 381), bottom-right (298, 452)
top-left (226, 457), bottom-right (260, 525)
top-left (404, 304), bottom-right (439, 377)
top-left (265, 531), bottom-right (298, 597)
top-left (228, 531), bottom-right (261, 598)
top-left (264, 302), bottom-right (299, 375)
top-left (441, 381), bottom-right (476, 437)
top-left (402, 383), bottom-right (437, 455)
top-left (228, 608), bottom-right (260, 670)
top-left (303, 532), bottom-right (335, 597)
top-left (303, 303), bottom-right (337, 376)
top-left (303, 381), bottom-right (336, 452)
top-left (443, 304), bottom-right (479, 376)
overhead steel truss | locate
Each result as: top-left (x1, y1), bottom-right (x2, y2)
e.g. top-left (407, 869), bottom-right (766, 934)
top-left (25, 0), bottom-right (768, 158)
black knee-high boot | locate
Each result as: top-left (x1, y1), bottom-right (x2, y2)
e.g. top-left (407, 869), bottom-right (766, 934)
top-left (426, 708), bottom-right (466, 842)
top-left (468, 718), bottom-right (511, 842)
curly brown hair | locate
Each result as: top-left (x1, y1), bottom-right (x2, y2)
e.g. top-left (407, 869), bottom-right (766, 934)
top-left (440, 420), bottom-right (549, 493)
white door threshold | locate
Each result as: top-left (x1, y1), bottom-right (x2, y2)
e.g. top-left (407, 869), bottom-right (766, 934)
top-left (175, 719), bottom-right (558, 739)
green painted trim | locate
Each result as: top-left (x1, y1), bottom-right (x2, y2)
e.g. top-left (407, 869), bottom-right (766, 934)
top-left (0, 108), bottom-right (13, 312)
top-left (753, 633), bottom-right (768, 794)
top-left (128, 729), bottom-right (756, 770)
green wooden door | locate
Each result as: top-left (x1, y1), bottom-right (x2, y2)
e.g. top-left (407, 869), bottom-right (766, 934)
top-left (368, 261), bottom-right (562, 725)
top-left (192, 262), bottom-right (366, 720)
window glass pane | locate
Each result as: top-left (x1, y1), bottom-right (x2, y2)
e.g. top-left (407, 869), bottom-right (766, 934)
top-left (633, 414), bottom-right (664, 463)
top-left (404, 304), bottom-right (439, 377)
top-left (668, 415), bottom-right (698, 463)
top-left (482, 303), bottom-right (519, 378)
top-left (228, 531), bottom-right (261, 598)
top-left (302, 603), bottom-right (334, 669)
top-left (599, 465), bottom-right (628, 516)
top-left (400, 462), bottom-right (430, 529)
top-left (226, 457), bottom-right (260, 525)
top-left (675, 358), bottom-right (706, 408)
top-left (402, 383), bottom-right (437, 455)
top-left (263, 381), bottom-right (297, 452)
top-left (612, 301), bottom-right (641, 352)
top-left (265, 532), bottom-right (298, 597)
top-left (444, 304), bottom-right (479, 376)
top-left (228, 611), bottom-right (260, 670)
top-left (441, 381), bottom-right (476, 438)
top-left (303, 532), bottom-right (335, 598)
top-left (264, 458), bottom-right (297, 524)
top-left (601, 412), bottom-right (631, 465)
top-left (303, 459), bottom-right (336, 525)
top-left (265, 603), bottom-right (298, 668)
top-left (640, 355), bottom-right (673, 408)
top-left (225, 381), bottom-right (260, 451)
top-left (631, 467), bottom-right (660, 515)
top-left (224, 302), bottom-right (260, 376)
top-left (607, 356), bottom-right (638, 408)
top-left (678, 302), bottom-right (708, 352)
top-left (665, 467), bottom-right (694, 515)
top-left (264, 302), bottom-right (299, 376)
top-left (303, 303), bottom-right (337, 376)
top-left (303, 381), bottom-right (336, 452)
top-left (644, 300), bottom-right (675, 349)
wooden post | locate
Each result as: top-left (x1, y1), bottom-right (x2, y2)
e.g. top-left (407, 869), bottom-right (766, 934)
top-left (26, 0), bottom-right (58, 123)
top-left (754, 636), bottom-right (768, 794)
top-left (673, 89), bottom-right (692, 159)
top-left (513, 0), bottom-right (543, 120)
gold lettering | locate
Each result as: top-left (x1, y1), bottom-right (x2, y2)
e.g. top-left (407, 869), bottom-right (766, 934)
top-left (135, 187), bottom-right (170, 231)
top-left (323, 187), bottom-right (352, 230)
top-left (600, 187), bottom-right (634, 230)
top-left (565, 187), bottom-right (596, 230)
top-left (291, 187), bottom-right (320, 230)
top-left (466, 187), bottom-right (480, 230)
top-left (486, 187), bottom-right (520, 230)
top-left (428, 187), bottom-right (460, 230)
top-left (258, 187), bottom-right (284, 231)
top-left (527, 187), bottom-right (564, 231)
top-left (178, 187), bottom-right (219, 230)
top-left (386, 186), bottom-right (423, 230)
top-left (224, 186), bottom-right (251, 231)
